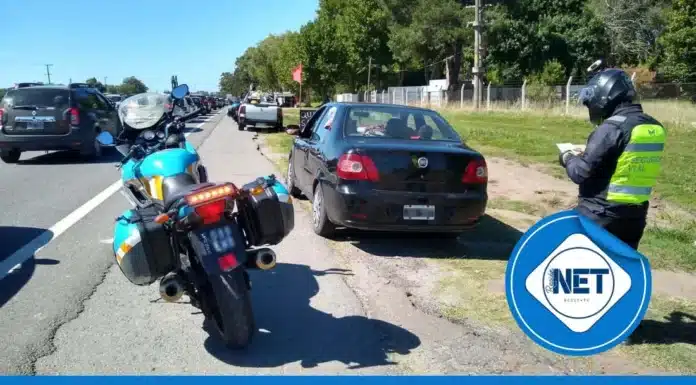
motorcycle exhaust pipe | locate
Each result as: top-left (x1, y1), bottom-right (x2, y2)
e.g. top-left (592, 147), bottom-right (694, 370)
top-left (248, 248), bottom-right (277, 270)
top-left (159, 272), bottom-right (185, 303)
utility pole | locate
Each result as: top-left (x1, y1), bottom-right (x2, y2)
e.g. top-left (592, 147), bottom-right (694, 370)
top-left (366, 57), bottom-right (372, 93)
top-left (104, 77), bottom-right (107, 88)
top-left (45, 64), bottom-right (53, 84)
top-left (473, 0), bottom-right (482, 109)
top-left (467, 0), bottom-right (486, 109)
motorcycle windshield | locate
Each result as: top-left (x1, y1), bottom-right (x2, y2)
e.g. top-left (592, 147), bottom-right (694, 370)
top-left (119, 93), bottom-right (169, 130)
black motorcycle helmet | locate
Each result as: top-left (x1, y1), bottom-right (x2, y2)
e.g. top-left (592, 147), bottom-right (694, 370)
top-left (578, 68), bottom-right (636, 125)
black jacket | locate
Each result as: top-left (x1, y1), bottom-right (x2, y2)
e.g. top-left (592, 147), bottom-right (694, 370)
top-left (564, 104), bottom-right (661, 221)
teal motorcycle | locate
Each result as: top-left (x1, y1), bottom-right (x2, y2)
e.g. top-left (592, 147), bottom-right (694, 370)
top-left (96, 84), bottom-right (295, 349)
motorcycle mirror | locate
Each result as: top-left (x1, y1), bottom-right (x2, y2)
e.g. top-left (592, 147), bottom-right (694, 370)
top-left (171, 84), bottom-right (189, 100)
top-left (96, 131), bottom-right (115, 146)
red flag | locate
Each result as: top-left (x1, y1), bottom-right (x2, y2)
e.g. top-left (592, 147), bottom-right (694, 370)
top-left (292, 64), bottom-right (303, 83)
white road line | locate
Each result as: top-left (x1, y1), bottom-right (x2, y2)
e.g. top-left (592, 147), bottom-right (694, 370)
top-left (0, 181), bottom-right (121, 280)
top-left (0, 112), bottom-right (222, 280)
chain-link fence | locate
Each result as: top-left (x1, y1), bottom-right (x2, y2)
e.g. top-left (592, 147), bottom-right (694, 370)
top-left (337, 76), bottom-right (696, 126)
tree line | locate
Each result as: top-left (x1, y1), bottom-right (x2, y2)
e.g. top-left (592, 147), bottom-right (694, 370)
top-left (218, 0), bottom-right (696, 103)
top-left (85, 76), bottom-right (149, 95)
top-left (0, 76), bottom-right (149, 100)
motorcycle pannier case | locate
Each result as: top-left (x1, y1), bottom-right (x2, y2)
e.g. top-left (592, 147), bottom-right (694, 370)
top-left (236, 175), bottom-right (295, 246)
top-left (112, 205), bottom-right (177, 286)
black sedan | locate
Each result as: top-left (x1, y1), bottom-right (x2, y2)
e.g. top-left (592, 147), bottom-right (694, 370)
top-left (285, 102), bottom-right (488, 238)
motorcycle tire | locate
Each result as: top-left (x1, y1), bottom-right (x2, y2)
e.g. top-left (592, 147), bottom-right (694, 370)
top-left (205, 269), bottom-right (255, 349)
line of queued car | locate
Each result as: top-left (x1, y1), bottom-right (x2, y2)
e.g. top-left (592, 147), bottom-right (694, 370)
top-left (0, 81), bottom-right (229, 163)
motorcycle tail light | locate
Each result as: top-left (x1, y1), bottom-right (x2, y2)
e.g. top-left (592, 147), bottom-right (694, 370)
top-left (185, 183), bottom-right (238, 225)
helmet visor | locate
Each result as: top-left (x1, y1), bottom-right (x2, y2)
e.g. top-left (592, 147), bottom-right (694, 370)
top-left (578, 86), bottom-right (595, 106)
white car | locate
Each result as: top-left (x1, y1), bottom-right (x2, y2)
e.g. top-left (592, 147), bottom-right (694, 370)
top-left (237, 93), bottom-right (283, 132)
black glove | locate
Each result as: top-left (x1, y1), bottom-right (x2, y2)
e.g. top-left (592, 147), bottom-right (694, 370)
top-left (559, 150), bottom-right (573, 167)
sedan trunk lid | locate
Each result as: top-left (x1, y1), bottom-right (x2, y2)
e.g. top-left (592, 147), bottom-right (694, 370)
top-left (347, 139), bottom-right (486, 193)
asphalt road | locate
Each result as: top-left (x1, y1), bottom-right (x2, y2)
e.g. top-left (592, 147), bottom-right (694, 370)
top-left (0, 110), bottom-right (224, 374)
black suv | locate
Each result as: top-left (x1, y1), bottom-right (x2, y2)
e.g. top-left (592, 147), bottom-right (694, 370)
top-left (0, 84), bottom-right (121, 163)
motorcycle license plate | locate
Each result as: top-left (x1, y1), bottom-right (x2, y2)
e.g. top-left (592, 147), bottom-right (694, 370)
top-left (192, 225), bottom-right (236, 257)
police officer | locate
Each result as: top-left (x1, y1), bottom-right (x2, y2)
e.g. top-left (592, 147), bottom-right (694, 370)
top-left (559, 67), bottom-right (666, 250)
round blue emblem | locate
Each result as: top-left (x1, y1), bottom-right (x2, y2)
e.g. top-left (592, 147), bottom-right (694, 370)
top-left (505, 209), bottom-right (652, 356)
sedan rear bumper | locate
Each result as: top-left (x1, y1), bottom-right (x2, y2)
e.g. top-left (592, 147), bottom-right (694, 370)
top-left (322, 183), bottom-right (487, 232)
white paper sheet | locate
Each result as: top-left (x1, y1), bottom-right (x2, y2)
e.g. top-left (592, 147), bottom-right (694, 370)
top-left (556, 143), bottom-right (586, 153)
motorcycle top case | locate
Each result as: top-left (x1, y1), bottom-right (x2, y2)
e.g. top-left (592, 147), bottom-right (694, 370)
top-left (112, 205), bottom-right (177, 286)
top-left (236, 174), bottom-right (295, 247)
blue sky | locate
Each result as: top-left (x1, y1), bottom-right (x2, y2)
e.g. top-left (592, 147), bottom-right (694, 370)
top-left (0, 0), bottom-right (318, 92)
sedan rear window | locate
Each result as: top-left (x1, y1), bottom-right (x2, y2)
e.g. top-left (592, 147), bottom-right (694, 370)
top-left (2, 88), bottom-right (71, 109)
top-left (344, 106), bottom-right (461, 141)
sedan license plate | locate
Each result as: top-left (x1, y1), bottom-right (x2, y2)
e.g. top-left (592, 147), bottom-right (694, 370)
top-left (403, 205), bottom-right (435, 220)
top-left (27, 120), bottom-right (44, 130)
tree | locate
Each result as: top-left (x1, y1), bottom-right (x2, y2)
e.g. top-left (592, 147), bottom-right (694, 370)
top-left (85, 77), bottom-right (106, 93)
top-left (589, 0), bottom-right (670, 66)
top-left (387, 0), bottom-right (471, 86)
top-left (333, 0), bottom-right (393, 90)
top-left (219, 72), bottom-right (236, 95)
top-left (486, 0), bottom-right (608, 82)
top-left (659, 0), bottom-right (696, 82)
top-left (0, 88), bottom-right (6, 99)
top-left (105, 85), bottom-right (120, 94)
top-left (118, 76), bottom-right (148, 95)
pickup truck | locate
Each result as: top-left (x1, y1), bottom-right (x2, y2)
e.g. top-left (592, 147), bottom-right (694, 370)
top-left (237, 95), bottom-right (283, 131)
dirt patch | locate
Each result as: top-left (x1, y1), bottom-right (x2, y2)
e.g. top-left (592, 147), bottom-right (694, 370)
top-left (487, 157), bottom-right (692, 228)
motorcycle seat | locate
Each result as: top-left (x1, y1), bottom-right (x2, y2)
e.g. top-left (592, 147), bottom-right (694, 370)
top-left (163, 182), bottom-right (216, 210)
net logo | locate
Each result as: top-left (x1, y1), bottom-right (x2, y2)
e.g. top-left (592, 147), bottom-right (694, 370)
top-left (526, 234), bottom-right (632, 333)
top-left (506, 210), bottom-right (651, 356)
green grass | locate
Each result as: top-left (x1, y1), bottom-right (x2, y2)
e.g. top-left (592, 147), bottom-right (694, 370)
top-left (487, 197), bottom-right (548, 216)
top-left (616, 295), bottom-right (696, 373)
top-left (264, 131), bottom-right (294, 154)
top-left (283, 108), bottom-right (300, 127)
top-left (640, 220), bottom-right (696, 272)
top-left (440, 110), bottom-right (696, 213)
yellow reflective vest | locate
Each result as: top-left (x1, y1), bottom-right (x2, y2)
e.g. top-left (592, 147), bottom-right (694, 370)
top-left (605, 115), bottom-right (666, 204)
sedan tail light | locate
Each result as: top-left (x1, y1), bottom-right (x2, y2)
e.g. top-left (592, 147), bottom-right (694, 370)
top-left (462, 158), bottom-right (488, 184)
top-left (337, 153), bottom-right (380, 182)
top-left (0, 108), bottom-right (4, 128)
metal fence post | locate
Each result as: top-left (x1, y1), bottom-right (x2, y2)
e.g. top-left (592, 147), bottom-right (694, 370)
top-left (565, 76), bottom-right (573, 115)
top-left (460, 83), bottom-right (465, 109)
top-left (486, 83), bottom-right (491, 111)
top-left (631, 72), bottom-right (637, 83)
top-left (393, 90), bottom-right (397, 104)
top-left (521, 79), bottom-right (528, 110)
top-left (402, 88), bottom-right (407, 105)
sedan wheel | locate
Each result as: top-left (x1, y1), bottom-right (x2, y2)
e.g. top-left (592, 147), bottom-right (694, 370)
top-left (286, 161), bottom-right (302, 198)
top-left (311, 184), bottom-right (336, 237)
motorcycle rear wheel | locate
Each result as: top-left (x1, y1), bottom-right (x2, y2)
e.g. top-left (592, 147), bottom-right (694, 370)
top-left (204, 269), bottom-right (255, 349)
